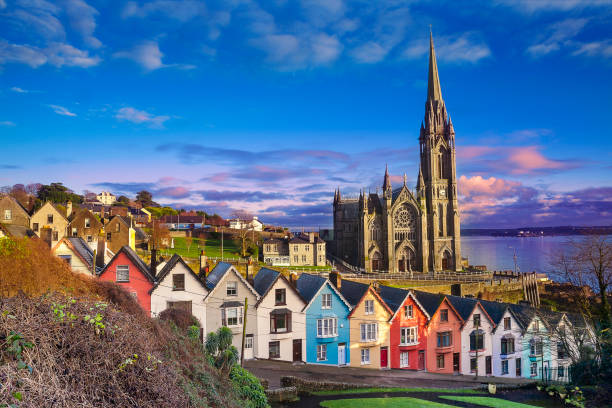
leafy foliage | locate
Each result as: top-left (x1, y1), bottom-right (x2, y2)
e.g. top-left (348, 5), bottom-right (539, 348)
top-left (205, 327), bottom-right (239, 374)
top-left (229, 365), bottom-right (269, 408)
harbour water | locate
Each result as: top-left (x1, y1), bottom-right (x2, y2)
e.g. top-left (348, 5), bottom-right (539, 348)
top-left (460, 235), bottom-right (596, 275)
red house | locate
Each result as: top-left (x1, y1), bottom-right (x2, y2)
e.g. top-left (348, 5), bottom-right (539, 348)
top-left (379, 286), bottom-right (430, 370)
top-left (98, 246), bottom-right (156, 313)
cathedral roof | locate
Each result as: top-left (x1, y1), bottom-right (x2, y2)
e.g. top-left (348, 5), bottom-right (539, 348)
top-left (427, 30), bottom-right (443, 103)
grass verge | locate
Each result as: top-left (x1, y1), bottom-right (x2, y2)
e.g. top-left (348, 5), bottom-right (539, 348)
top-left (312, 387), bottom-right (480, 396)
top-left (320, 397), bottom-right (457, 408)
top-left (439, 396), bottom-right (539, 408)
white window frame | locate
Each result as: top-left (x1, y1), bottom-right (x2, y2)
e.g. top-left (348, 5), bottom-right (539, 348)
top-left (364, 299), bottom-right (374, 315)
top-left (405, 304), bottom-right (413, 319)
top-left (321, 293), bottom-right (332, 309)
top-left (4, 209), bottom-right (11, 220)
top-left (501, 359), bottom-right (509, 375)
top-left (400, 326), bottom-right (418, 345)
top-left (317, 317), bottom-right (337, 338)
top-left (530, 362), bottom-right (538, 377)
top-left (317, 344), bottom-right (327, 361)
top-left (245, 336), bottom-right (253, 349)
top-left (226, 307), bottom-right (241, 326)
top-left (360, 323), bottom-right (378, 342)
top-left (226, 281), bottom-right (238, 297)
top-left (85, 218), bottom-right (91, 228)
top-left (116, 265), bottom-right (129, 282)
top-left (360, 348), bottom-right (370, 365)
top-left (400, 351), bottom-right (409, 368)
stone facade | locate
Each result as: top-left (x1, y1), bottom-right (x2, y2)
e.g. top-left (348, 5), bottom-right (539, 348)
top-left (104, 216), bottom-right (133, 253)
top-left (68, 208), bottom-right (103, 250)
top-left (263, 233), bottom-right (326, 267)
top-left (30, 201), bottom-right (68, 247)
top-left (0, 195), bottom-right (30, 228)
top-left (263, 238), bottom-right (290, 266)
top-left (332, 33), bottom-right (461, 273)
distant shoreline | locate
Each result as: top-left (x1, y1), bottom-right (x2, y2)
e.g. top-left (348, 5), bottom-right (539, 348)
top-left (461, 226), bottom-right (612, 237)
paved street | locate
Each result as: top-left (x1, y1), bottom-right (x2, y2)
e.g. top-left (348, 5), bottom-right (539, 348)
top-left (245, 359), bottom-right (533, 389)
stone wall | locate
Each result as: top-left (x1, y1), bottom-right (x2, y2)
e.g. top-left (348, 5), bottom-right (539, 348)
top-left (265, 386), bottom-right (297, 403)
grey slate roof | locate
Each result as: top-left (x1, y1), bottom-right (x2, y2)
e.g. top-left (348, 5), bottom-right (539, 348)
top-left (479, 299), bottom-right (508, 326)
top-left (289, 233), bottom-right (325, 244)
top-left (0, 224), bottom-right (36, 238)
top-left (205, 262), bottom-right (232, 290)
top-left (253, 267), bottom-right (280, 297)
top-left (508, 303), bottom-right (537, 331)
top-left (67, 237), bottom-right (94, 268)
top-left (412, 290), bottom-right (445, 317)
top-left (149, 253), bottom-right (207, 294)
top-left (446, 294), bottom-right (479, 321)
top-left (99, 245), bottom-right (155, 282)
top-left (378, 285), bottom-right (409, 313)
top-left (296, 273), bottom-right (327, 302)
top-left (339, 279), bottom-right (369, 307)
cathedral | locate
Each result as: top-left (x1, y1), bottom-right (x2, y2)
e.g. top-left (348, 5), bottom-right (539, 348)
top-left (332, 33), bottom-right (462, 274)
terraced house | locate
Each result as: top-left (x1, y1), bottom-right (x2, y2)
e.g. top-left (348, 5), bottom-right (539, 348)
top-left (422, 295), bottom-right (462, 374)
top-left (297, 273), bottom-right (351, 366)
top-left (491, 305), bottom-right (525, 378)
top-left (30, 201), bottom-right (68, 247)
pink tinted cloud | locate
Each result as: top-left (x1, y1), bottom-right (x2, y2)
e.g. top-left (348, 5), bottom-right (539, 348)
top-left (458, 175), bottom-right (522, 198)
top-left (506, 146), bottom-right (569, 174)
top-left (156, 186), bottom-right (190, 198)
top-left (457, 146), bottom-right (497, 160)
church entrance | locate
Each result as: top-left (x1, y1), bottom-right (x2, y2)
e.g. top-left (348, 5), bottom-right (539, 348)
top-left (442, 251), bottom-right (452, 270)
top-left (398, 247), bottom-right (414, 273)
top-left (371, 251), bottom-right (382, 272)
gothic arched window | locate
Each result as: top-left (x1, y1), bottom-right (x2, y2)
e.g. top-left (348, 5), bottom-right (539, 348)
top-left (393, 204), bottom-right (416, 242)
top-left (369, 219), bottom-right (381, 242)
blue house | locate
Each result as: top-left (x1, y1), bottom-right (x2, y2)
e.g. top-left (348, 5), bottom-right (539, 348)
top-left (296, 273), bottom-right (352, 366)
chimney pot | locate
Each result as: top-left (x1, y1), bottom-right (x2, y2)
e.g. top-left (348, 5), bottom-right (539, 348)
top-left (329, 271), bottom-right (341, 290)
top-left (309, 232), bottom-right (315, 243)
top-left (150, 248), bottom-right (158, 278)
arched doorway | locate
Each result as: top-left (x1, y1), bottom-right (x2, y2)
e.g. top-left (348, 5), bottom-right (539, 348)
top-left (371, 251), bottom-right (382, 272)
top-left (398, 247), bottom-right (414, 273)
top-left (441, 251), bottom-right (452, 270)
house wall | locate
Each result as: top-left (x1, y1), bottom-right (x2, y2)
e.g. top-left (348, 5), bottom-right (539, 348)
top-left (389, 294), bottom-right (428, 370)
top-left (520, 316), bottom-right (553, 379)
top-left (290, 243), bottom-right (314, 266)
top-left (348, 289), bottom-right (391, 369)
top-left (30, 202), bottom-right (68, 247)
top-left (304, 282), bottom-right (351, 365)
top-left (255, 278), bottom-right (305, 361)
top-left (68, 210), bottom-right (102, 250)
top-left (105, 218), bottom-right (129, 253)
top-left (53, 241), bottom-right (92, 276)
top-left (150, 262), bottom-right (208, 331)
top-left (459, 303), bottom-right (495, 376)
top-left (98, 252), bottom-right (153, 313)
top-left (424, 298), bottom-right (462, 374)
top-left (0, 196), bottom-right (30, 227)
top-left (204, 268), bottom-right (258, 360)
top-left (492, 310), bottom-right (523, 377)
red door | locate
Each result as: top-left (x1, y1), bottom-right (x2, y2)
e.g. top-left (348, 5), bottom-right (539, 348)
top-left (418, 351), bottom-right (425, 370)
top-left (380, 347), bottom-right (388, 368)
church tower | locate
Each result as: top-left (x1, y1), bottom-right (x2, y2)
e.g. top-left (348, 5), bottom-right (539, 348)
top-left (418, 31), bottom-right (462, 272)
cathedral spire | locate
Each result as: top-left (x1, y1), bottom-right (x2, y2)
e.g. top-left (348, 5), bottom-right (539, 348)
top-left (427, 29), bottom-right (443, 103)
top-left (383, 164), bottom-right (392, 192)
top-left (417, 168), bottom-right (425, 191)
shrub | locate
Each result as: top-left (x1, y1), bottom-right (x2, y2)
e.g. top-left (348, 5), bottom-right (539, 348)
top-left (158, 307), bottom-right (200, 330)
top-left (229, 365), bottom-right (269, 408)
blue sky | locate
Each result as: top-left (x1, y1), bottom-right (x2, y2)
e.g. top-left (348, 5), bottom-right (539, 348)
top-left (1, 0), bottom-right (611, 228)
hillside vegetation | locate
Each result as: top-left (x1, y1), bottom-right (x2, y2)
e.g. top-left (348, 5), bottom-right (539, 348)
top-left (0, 238), bottom-right (268, 407)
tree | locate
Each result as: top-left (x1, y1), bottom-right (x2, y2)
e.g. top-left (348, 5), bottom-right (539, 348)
top-left (136, 190), bottom-right (157, 207)
top-left (8, 184), bottom-right (35, 211)
top-left (37, 182), bottom-right (82, 204)
top-left (185, 236), bottom-right (193, 254)
top-left (150, 219), bottom-right (170, 251)
top-left (205, 327), bottom-right (239, 375)
top-left (117, 195), bottom-right (130, 204)
top-left (231, 210), bottom-right (254, 258)
top-left (83, 190), bottom-right (98, 202)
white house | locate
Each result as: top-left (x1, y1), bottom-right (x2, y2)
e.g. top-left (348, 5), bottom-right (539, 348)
top-left (491, 306), bottom-right (525, 378)
top-left (203, 262), bottom-right (260, 359)
top-left (452, 298), bottom-right (496, 376)
top-left (96, 191), bottom-right (117, 205)
top-left (229, 216), bottom-right (263, 232)
top-left (52, 237), bottom-right (96, 276)
top-left (253, 268), bottom-right (306, 362)
top-left (150, 254), bottom-right (209, 337)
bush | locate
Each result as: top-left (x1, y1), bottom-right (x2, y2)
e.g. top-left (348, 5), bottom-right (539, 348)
top-left (158, 307), bottom-right (200, 330)
top-left (229, 365), bottom-right (269, 408)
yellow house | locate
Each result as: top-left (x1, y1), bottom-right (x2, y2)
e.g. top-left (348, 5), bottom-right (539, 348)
top-left (343, 281), bottom-right (393, 369)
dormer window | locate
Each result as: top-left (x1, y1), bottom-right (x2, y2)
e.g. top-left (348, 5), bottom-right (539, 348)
top-left (504, 317), bottom-right (511, 330)
top-left (173, 274), bottom-right (185, 291)
top-left (321, 293), bottom-right (332, 309)
top-left (440, 309), bottom-right (448, 322)
top-left (275, 289), bottom-right (286, 305)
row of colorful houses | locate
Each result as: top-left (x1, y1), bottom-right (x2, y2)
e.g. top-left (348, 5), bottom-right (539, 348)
top-left (90, 246), bottom-right (590, 381)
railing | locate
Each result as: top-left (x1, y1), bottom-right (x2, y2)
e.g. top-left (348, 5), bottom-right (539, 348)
top-left (539, 367), bottom-right (572, 384)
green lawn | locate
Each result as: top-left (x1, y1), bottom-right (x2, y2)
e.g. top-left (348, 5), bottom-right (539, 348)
top-left (313, 388), bottom-right (480, 396)
top-left (320, 397), bottom-right (457, 408)
top-left (439, 396), bottom-right (539, 408)
top-left (159, 237), bottom-right (243, 259)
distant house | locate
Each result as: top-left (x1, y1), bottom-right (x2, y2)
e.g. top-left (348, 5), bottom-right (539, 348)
top-left (98, 246), bottom-right (156, 313)
top-left (96, 191), bottom-right (116, 205)
top-left (253, 268), bottom-right (306, 362)
top-left (229, 216), bottom-right (263, 232)
top-left (67, 208), bottom-right (102, 250)
top-left (52, 237), bottom-right (96, 276)
top-left (104, 216), bottom-right (136, 253)
top-left (0, 195), bottom-right (31, 227)
top-left (30, 202), bottom-right (69, 247)
top-left (161, 214), bottom-right (204, 230)
top-left (296, 273), bottom-right (351, 366)
top-left (262, 238), bottom-right (290, 266)
top-left (341, 280), bottom-right (393, 369)
top-left (129, 207), bottom-right (151, 225)
top-left (203, 262), bottom-right (260, 359)
top-left (150, 254), bottom-right (209, 334)
top-left (289, 233), bottom-right (326, 267)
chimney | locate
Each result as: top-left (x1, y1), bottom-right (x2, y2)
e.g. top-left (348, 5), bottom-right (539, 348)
top-left (309, 232), bottom-right (315, 243)
top-left (246, 259), bottom-right (255, 286)
top-left (329, 271), bottom-right (341, 290)
top-left (66, 201), bottom-right (73, 218)
top-left (372, 281), bottom-right (380, 293)
top-left (96, 239), bottom-right (106, 270)
top-left (150, 248), bottom-right (158, 278)
top-left (199, 250), bottom-right (208, 276)
top-left (289, 272), bottom-right (298, 288)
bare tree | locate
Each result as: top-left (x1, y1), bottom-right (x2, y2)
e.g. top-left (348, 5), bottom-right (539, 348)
top-left (150, 219), bottom-right (171, 251)
top-left (185, 235), bottom-right (193, 254)
top-left (231, 210), bottom-right (253, 258)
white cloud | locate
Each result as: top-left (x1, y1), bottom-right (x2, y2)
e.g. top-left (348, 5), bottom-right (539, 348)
top-left (122, 0), bottom-right (207, 22)
top-left (49, 104), bottom-right (77, 117)
top-left (572, 39), bottom-right (612, 58)
top-left (10, 87), bottom-right (28, 93)
top-left (351, 41), bottom-right (388, 64)
top-left (526, 18), bottom-right (589, 57)
top-left (0, 41), bottom-right (47, 68)
top-left (496, 0), bottom-right (611, 13)
top-left (0, 0), bottom-right (6, 9)
top-left (116, 107), bottom-right (170, 128)
top-left (45, 42), bottom-right (101, 67)
top-left (63, 0), bottom-right (102, 48)
top-left (0, 121), bottom-right (16, 126)
top-left (114, 41), bottom-right (165, 70)
top-left (10, 8), bottom-right (65, 40)
top-left (403, 33), bottom-right (491, 63)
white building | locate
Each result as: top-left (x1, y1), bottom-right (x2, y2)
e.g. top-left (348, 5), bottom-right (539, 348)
top-left (52, 237), bottom-right (96, 276)
top-left (491, 306), bottom-right (524, 378)
top-left (150, 254), bottom-right (209, 337)
top-left (229, 216), bottom-right (263, 232)
top-left (253, 268), bottom-right (306, 362)
top-left (453, 298), bottom-right (495, 376)
top-left (96, 191), bottom-right (117, 205)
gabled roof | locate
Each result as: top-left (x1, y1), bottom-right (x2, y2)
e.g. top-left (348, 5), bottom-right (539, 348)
top-left (538, 308), bottom-right (566, 328)
top-left (412, 290), bottom-right (445, 318)
top-left (98, 245), bottom-right (155, 282)
top-left (0, 223), bottom-right (36, 238)
top-left (204, 262), bottom-right (259, 299)
top-left (446, 295), bottom-right (496, 328)
top-left (347, 284), bottom-right (393, 318)
top-left (508, 303), bottom-right (538, 332)
top-left (253, 267), bottom-right (306, 307)
top-left (34, 201), bottom-right (68, 221)
top-left (52, 237), bottom-right (95, 268)
top-left (149, 253), bottom-right (208, 294)
top-left (339, 279), bottom-right (370, 307)
top-left (479, 299), bottom-right (508, 327)
top-left (296, 273), bottom-right (352, 312)
top-left (289, 233), bottom-right (325, 244)
top-left (378, 286), bottom-right (431, 321)
top-left (0, 195), bottom-right (31, 217)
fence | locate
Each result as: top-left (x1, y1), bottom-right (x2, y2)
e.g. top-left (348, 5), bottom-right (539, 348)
top-left (539, 366), bottom-right (572, 384)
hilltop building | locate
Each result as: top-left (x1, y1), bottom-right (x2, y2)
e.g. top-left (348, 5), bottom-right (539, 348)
top-left (332, 33), bottom-right (461, 273)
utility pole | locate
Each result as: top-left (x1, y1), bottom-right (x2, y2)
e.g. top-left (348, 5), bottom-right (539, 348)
top-left (240, 297), bottom-right (248, 367)
top-left (221, 228), bottom-right (224, 262)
